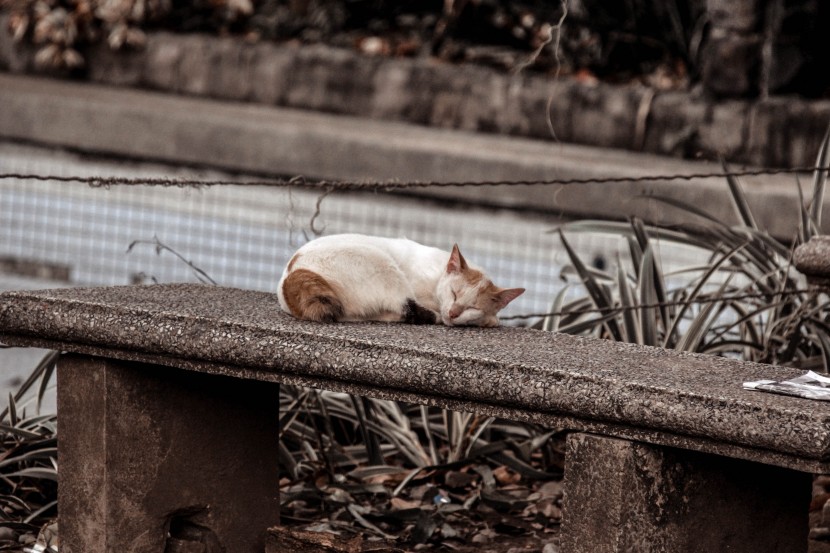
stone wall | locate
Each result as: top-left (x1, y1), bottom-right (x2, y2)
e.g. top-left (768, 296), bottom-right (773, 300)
top-left (1, 15), bottom-right (830, 168)
top-left (703, 0), bottom-right (827, 98)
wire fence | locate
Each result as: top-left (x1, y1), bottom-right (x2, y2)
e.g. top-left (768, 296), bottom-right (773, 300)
top-left (0, 143), bottom-right (815, 322)
top-left (2, 164), bottom-right (828, 190)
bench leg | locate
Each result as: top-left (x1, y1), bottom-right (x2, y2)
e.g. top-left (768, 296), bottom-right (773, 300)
top-left (560, 433), bottom-right (810, 553)
top-left (57, 354), bottom-right (281, 553)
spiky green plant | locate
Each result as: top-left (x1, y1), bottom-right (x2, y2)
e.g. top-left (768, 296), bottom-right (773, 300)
top-left (0, 350), bottom-right (58, 547)
top-left (278, 385), bottom-right (561, 481)
top-left (546, 127), bottom-right (830, 369)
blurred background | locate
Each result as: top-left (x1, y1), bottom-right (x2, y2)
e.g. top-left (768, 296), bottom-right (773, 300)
top-left (2, 0), bottom-right (829, 407)
top-left (2, 1), bottom-right (830, 548)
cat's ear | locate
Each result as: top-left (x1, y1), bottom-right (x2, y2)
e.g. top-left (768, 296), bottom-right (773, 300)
top-left (447, 244), bottom-right (468, 274)
top-left (495, 287), bottom-right (525, 309)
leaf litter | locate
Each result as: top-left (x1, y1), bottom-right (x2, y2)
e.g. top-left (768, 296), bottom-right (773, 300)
top-left (278, 386), bottom-right (564, 552)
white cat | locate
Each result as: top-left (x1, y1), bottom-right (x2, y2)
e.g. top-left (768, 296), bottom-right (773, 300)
top-left (277, 234), bottom-right (524, 327)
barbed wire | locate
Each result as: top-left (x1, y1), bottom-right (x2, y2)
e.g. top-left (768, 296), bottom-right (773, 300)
top-left (0, 164), bottom-right (828, 190)
top-left (5, 169), bottom-right (828, 323)
top-left (502, 286), bottom-right (827, 321)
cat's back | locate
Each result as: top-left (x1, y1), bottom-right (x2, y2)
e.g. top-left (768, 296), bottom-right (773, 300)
top-left (295, 234), bottom-right (439, 263)
top-left (296, 233), bottom-right (390, 253)
top-left (284, 233), bottom-right (447, 291)
top-left (279, 234), bottom-right (443, 322)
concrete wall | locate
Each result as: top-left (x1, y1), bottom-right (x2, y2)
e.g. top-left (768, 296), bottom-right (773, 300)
top-left (703, 0), bottom-right (826, 98)
top-left (2, 22), bottom-right (829, 170)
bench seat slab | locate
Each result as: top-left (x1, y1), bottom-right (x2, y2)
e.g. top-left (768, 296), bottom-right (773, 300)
top-left (4, 285), bottom-right (830, 472)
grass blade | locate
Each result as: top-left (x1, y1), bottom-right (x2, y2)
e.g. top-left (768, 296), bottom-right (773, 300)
top-left (420, 406), bottom-right (439, 466)
top-left (350, 395), bottom-right (384, 466)
top-left (542, 286), bottom-right (570, 332)
top-left (809, 121), bottom-right (830, 229)
top-left (556, 311), bottom-right (623, 336)
top-left (638, 245), bottom-right (659, 346)
top-left (0, 351), bottom-right (59, 422)
top-left (558, 230), bottom-right (622, 341)
top-left (675, 276), bottom-right (733, 352)
top-left (5, 467), bottom-right (58, 481)
top-left (23, 500), bottom-right (57, 524)
top-left (617, 259), bottom-right (642, 344)
top-left (631, 219), bottom-right (670, 331)
top-left (796, 176), bottom-right (813, 244)
top-left (627, 235), bottom-right (643, 279)
top-left (463, 416), bottom-right (495, 458)
top-left (722, 158), bottom-right (759, 230)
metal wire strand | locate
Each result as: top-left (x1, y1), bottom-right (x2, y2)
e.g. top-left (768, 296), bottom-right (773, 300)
top-left (4, 169), bottom-right (827, 323)
top-left (0, 164), bottom-right (828, 190)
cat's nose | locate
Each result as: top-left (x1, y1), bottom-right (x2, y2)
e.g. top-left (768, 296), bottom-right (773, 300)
top-left (449, 306), bottom-right (463, 319)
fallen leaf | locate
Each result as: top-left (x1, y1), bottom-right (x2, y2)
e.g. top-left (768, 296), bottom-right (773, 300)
top-left (493, 466), bottom-right (521, 486)
top-left (390, 497), bottom-right (422, 511)
top-left (537, 480), bottom-right (563, 500)
top-left (439, 523), bottom-right (459, 539)
top-left (471, 528), bottom-right (496, 543)
top-left (444, 470), bottom-right (477, 489)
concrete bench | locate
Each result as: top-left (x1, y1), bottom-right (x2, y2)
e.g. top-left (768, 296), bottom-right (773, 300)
top-left (0, 283), bottom-right (827, 552)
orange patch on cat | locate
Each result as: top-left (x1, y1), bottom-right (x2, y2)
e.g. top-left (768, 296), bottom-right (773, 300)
top-left (475, 281), bottom-right (501, 308)
top-left (282, 268), bottom-right (344, 322)
top-left (463, 267), bottom-right (485, 286)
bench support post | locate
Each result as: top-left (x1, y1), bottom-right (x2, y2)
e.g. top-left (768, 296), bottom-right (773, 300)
top-left (57, 354), bottom-right (281, 553)
top-left (560, 433), bottom-right (810, 553)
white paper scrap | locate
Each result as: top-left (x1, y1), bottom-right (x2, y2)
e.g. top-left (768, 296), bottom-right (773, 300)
top-left (743, 371), bottom-right (830, 401)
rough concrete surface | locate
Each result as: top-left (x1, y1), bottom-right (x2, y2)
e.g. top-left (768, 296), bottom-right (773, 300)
top-left (0, 73), bottom-right (826, 240)
top-left (3, 284), bottom-right (830, 474)
top-left (560, 433), bottom-right (810, 553)
top-left (58, 354), bottom-right (280, 553)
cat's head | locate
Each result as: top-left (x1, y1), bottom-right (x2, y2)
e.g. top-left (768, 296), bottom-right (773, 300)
top-left (436, 244), bottom-right (525, 327)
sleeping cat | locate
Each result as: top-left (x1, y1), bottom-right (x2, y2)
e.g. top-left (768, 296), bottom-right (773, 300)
top-left (277, 234), bottom-right (524, 327)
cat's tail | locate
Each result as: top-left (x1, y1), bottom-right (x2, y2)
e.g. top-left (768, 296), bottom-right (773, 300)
top-left (281, 268), bottom-right (344, 323)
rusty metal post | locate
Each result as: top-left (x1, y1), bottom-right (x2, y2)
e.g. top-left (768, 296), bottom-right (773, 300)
top-left (58, 354), bottom-right (280, 553)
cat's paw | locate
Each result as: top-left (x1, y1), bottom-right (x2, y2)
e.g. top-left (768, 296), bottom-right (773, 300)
top-left (403, 299), bottom-right (438, 325)
top-left (480, 317), bottom-right (499, 328)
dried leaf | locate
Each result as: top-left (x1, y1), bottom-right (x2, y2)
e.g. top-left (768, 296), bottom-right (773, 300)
top-left (389, 497), bottom-right (421, 511)
top-left (444, 470), bottom-right (477, 489)
top-left (492, 465), bottom-right (521, 486)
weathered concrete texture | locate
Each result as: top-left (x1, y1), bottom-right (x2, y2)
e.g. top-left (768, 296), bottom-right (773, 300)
top-left (74, 32), bottom-right (830, 166)
top-left (746, 98), bottom-right (830, 169)
top-left (58, 354), bottom-right (280, 553)
top-left (3, 22), bottom-right (830, 168)
top-left (5, 284), bottom-right (830, 474)
top-left (0, 73), bottom-right (827, 241)
top-left (560, 433), bottom-right (810, 553)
